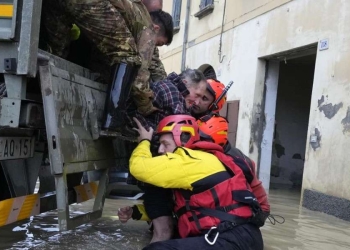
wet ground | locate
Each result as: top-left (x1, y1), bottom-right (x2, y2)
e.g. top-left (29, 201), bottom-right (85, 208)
top-left (1, 188), bottom-right (350, 250)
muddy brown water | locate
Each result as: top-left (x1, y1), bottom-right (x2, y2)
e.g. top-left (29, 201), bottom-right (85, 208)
top-left (1, 188), bottom-right (350, 250)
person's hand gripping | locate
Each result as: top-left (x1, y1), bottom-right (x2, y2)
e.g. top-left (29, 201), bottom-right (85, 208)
top-left (133, 117), bottom-right (153, 143)
top-left (118, 206), bottom-right (133, 223)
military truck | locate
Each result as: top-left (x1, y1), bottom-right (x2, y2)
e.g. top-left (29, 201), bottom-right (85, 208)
top-left (0, 0), bottom-right (138, 231)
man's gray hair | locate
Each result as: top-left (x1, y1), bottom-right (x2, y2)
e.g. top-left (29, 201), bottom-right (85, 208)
top-left (179, 69), bottom-right (206, 87)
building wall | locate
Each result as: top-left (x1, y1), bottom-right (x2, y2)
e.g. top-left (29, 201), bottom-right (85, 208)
top-left (161, 0), bottom-right (292, 71)
top-left (160, 0), bottom-right (350, 204)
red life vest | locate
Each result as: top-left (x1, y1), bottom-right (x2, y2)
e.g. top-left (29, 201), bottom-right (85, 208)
top-left (174, 141), bottom-right (260, 238)
top-left (225, 145), bottom-right (270, 213)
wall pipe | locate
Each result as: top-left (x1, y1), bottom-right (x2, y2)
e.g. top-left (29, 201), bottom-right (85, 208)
top-left (181, 0), bottom-right (191, 71)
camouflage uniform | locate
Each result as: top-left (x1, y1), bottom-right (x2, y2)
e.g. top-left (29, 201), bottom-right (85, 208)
top-left (41, 0), bottom-right (167, 115)
top-left (150, 47), bottom-right (167, 82)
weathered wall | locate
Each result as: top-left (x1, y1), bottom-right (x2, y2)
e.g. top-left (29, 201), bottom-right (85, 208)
top-left (161, 0), bottom-right (350, 201)
top-left (160, 0), bottom-right (291, 72)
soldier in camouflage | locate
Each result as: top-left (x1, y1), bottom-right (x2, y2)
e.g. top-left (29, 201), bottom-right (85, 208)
top-left (40, 0), bottom-right (173, 132)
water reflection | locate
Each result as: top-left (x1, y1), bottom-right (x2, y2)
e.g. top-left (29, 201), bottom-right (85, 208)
top-left (262, 188), bottom-right (350, 250)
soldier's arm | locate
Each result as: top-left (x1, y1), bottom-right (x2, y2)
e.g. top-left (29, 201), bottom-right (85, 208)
top-left (130, 27), bottom-right (157, 116)
top-left (66, 0), bottom-right (140, 66)
top-left (149, 47), bottom-right (167, 82)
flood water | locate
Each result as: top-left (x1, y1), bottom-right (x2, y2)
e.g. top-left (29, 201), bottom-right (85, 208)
top-left (262, 188), bottom-right (350, 250)
top-left (1, 188), bottom-right (350, 249)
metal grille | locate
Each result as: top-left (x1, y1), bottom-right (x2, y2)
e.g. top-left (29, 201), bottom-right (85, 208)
top-left (172, 0), bottom-right (182, 28)
top-left (203, 66), bottom-right (217, 80)
top-left (200, 0), bottom-right (214, 10)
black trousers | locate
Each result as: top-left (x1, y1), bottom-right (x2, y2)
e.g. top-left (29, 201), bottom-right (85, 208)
top-left (137, 139), bottom-right (174, 220)
top-left (143, 223), bottom-right (263, 250)
top-left (139, 183), bottom-right (174, 219)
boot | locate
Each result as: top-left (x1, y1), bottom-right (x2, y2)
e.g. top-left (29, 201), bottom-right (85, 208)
top-left (102, 63), bottom-right (138, 136)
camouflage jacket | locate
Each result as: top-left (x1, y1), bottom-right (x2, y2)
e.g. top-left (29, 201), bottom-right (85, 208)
top-left (41, 0), bottom-right (167, 115)
top-left (110, 0), bottom-right (167, 115)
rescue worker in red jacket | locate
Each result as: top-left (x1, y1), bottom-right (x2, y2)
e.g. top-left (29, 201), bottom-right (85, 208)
top-left (129, 115), bottom-right (263, 250)
top-left (197, 113), bottom-right (270, 225)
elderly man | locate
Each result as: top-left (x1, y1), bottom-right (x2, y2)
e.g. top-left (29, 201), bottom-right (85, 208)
top-left (126, 69), bottom-right (208, 132)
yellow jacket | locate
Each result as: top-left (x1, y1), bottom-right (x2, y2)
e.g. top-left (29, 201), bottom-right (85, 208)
top-left (130, 140), bottom-right (226, 190)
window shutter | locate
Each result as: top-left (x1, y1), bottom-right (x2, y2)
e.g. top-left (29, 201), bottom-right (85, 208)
top-left (172, 0), bottom-right (182, 27)
top-left (200, 0), bottom-right (214, 9)
top-left (220, 100), bottom-right (240, 146)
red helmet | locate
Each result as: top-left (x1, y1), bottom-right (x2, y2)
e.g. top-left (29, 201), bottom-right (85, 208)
top-left (156, 115), bottom-right (200, 148)
top-left (206, 79), bottom-right (226, 112)
top-left (197, 113), bottom-right (228, 147)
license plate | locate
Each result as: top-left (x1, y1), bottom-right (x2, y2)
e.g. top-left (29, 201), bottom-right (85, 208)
top-left (0, 137), bottom-right (35, 160)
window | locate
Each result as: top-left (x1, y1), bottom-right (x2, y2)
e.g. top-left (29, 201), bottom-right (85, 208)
top-left (200, 0), bottom-right (214, 10)
top-left (220, 101), bottom-right (240, 147)
top-left (194, 0), bottom-right (214, 19)
top-left (172, 0), bottom-right (182, 31)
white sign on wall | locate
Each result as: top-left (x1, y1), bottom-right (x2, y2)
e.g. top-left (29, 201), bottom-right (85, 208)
top-left (319, 39), bottom-right (329, 51)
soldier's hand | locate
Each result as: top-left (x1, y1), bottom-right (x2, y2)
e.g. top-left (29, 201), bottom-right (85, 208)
top-left (135, 91), bottom-right (156, 116)
top-left (133, 117), bottom-right (154, 143)
top-left (138, 104), bottom-right (159, 116)
top-left (118, 206), bottom-right (133, 223)
top-left (148, 106), bottom-right (161, 114)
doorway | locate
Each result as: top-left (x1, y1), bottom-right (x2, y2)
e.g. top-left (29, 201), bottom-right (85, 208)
top-left (259, 47), bottom-right (317, 193)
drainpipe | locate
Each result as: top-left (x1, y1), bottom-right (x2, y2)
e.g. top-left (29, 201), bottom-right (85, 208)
top-left (218, 0), bottom-right (227, 63)
top-left (181, 0), bottom-right (191, 71)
